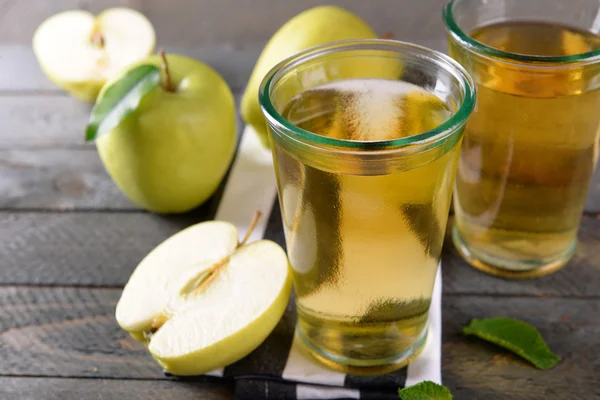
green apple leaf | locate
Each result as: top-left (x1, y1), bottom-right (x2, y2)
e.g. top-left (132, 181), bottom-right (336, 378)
top-left (85, 64), bottom-right (161, 141)
top-left (463, 317), bottom-right (561, 370)
top-left (398, 381), bottom-right (453, 400)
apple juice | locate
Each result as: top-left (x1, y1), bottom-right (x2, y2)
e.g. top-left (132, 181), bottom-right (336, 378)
top-left (450, 21), bottom-right (600, 276)
top-left (273, 78), bottom-right (458, 371)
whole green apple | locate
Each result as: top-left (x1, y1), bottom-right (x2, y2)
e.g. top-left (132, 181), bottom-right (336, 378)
top-left (96, 54), bottom-right (236, 213)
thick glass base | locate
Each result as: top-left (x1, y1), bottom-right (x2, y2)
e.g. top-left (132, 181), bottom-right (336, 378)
top-left (295, 323), bottom-right (428, 375)
top-left (452, 225), bottom-right (575, 279)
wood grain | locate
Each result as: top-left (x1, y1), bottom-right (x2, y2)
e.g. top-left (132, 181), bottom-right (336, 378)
top-left (0, 0), bottom-right (448, 93)
top-left (0, 377), bottom-right (233, 400)
top-left (0, 287), bottom-right (157, 378)
top-left (2, 1), bottom-right (599, 398)
top-left (588, 170), bottom-right (600, 212)
top-left (0, 95), bottom-right (92, 149)
top-left (2, 210), bottom-right (599, 297)
top-left (442, 296), bottom-right (600, 400)
top-left (0, 211), bottom-right (219, 287)
top-left (0, 94), bottom-right (243, 210)
top-left (442, 216), bottom-right (600, 298)
top-left (0, 0), bottom-right (447, 46)
top-left (1, 93), bottom-right (598, 212)
top-left (0, 93), bottom-right (243, 149)
top-left (0, 148), bottom-right (134, 210)
top-left (0, 286), bottom-right (598, 399)
top-left (1, 144), bottom-right (598, 212)
top-left (0, 45), bottom-right (261, 93)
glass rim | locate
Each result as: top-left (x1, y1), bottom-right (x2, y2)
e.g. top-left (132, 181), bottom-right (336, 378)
top-left (259, 39), bottom-right (476, 150)
top-left (443, 0), bottom-right (600, 64)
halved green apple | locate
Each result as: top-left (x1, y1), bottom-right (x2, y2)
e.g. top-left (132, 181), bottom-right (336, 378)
top-left (33, 8), bottom-right (155, 102)
top-left (116, 217), bottom-right (292, 375)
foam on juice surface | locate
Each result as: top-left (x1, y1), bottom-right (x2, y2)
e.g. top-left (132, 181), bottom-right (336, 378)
top-left (283, 78), bottom-right (451, 142)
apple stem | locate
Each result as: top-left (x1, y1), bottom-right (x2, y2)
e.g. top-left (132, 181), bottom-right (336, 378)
top-left (239, 211), bottom-right (262, 247)
top-left (188, 211), bottom-right (263, 297)
top-left (159, 49), bottom-right (174, 92)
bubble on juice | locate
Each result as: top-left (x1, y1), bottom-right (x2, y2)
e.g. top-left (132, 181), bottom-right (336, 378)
top-left (283, 78), bottom-right (451, 142)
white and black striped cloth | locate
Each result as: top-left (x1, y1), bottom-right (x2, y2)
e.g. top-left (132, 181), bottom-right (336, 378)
top-left (171, 126), bottom-right (442, 400)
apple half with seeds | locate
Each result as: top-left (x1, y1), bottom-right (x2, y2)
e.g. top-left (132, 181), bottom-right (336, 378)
top-left (33, 8), bottom-right (155, 101)
top-left (116, 215), bottom-right (292, 375)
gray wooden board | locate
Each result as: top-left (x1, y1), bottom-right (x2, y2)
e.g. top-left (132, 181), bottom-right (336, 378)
top-left (0, 93), bottom-right (243, 150)
top-left (1, 210), bottom-right (600, 298)
top-left (0, 0), bottom-right (448, 46)
top-left (0, 40), bottom-right (445, 93)
top-left (0, 148), bottom-right (135, 210)
top-left (0, 286), bottom-right (598, 399)
top-left (442, 296), bottom-right (600, 400)
top-left (0, 45), bottom-right (263, 93)
top-left (0, 211), bottom-right (217, 286)
top-left (442, 215), bottom-right (600, 298)
top-left (0, 91), bottom-right (598, 211)
top-left (0, 94), bottom-right (244, 210)
top-left (0, 377), bottom-right (234, 400)
top-left (588, 169), bottom-right (600, 212)
top-left (1, 147), bottom-right (598, 211)
top-left (2, 0), bottom-right (600, 398)
top-left (0, 95), bottom-right (92, 149)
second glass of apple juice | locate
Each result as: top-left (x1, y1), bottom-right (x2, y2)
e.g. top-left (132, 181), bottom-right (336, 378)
top-left (445, 0), bottom-right (600, 278)
top-left (259, 40), bottom-right (475, 374)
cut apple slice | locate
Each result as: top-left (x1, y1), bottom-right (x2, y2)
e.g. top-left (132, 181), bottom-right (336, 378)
top-left (115, 217), bottom-right (292, 376)
top-left (116, 221), bottom-right (239, 334)
top-left (33, 8), bottom-right (155, 101)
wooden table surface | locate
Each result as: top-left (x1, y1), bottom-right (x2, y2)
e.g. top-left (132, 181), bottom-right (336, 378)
top-left (1, 1), bottom-right (599, 399)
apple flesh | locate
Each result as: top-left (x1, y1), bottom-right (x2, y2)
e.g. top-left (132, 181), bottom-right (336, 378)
top-left (33, 8), bottom-right (155, 102)
top-left (96, 54), bottom-right (237, 214)
top-left (116, 220), bottom-right (292, 376)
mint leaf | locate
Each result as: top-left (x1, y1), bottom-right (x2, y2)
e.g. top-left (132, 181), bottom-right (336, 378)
top-left (86, 64), bottom-right (161, 141)
top-left (463, 317), bottom-right (560, 369)
top-left (398, 381), bottom-right (452, 400)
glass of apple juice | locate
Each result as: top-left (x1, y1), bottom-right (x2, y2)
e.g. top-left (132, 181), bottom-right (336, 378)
top-left (259, 40), bottom-right (475, 374)
top-left (445, 0), bottom-right (600, 278)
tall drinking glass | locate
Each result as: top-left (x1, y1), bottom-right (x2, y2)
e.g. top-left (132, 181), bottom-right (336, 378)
top-left (444, 0), bottom-right (600, 278)
top-left (259, 40), bottom-right (474, 373)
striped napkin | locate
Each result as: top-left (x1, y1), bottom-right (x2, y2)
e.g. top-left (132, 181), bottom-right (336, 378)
top-left (196, 126), bottom-right (443, 399)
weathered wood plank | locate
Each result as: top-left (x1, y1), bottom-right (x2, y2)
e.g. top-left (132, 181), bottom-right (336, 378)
top-left (0, 286), bottom-right (598, 399)
top-left (0, 0), bottom-right (447, 46)
top-left (442, 296), bottom-right (600, 400)
top-left (442, 215), bottom-right (600, 298)
top-left (0, 286), bottom-right (295, 380)
top-left (0, 40), bottom-right (444, 95)
top-left (1, 145), bottom-right (598, 211)
top-left (0, 95), bottom-right (92, 149)
top-left (0, 110), bottom-right (598, 211)
top-left (0, 94), bottom-right (243, 210)
top-left (588, 169), bottom-right (600, 212)
top-left (2, 210), bottom-right (600, 297)
top-left (0, 45), bottom-right (261, 93)
top-left (0, 0), bottom-right (130, 46)
top-left (0, 0), bottom-right (448, 92)
top-left (0, 211), bottom-right (217, 286)
top-left (0, 377), bottom-right (233, 400)
top-left (0, 148), bottom-right (135, 209)
top-left (0, 287), bottom-right (158, 378)
top-left (0, 93), bottom-right (243, 150)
